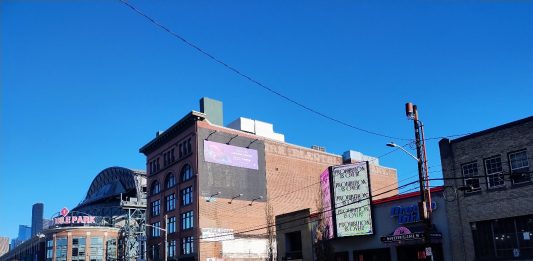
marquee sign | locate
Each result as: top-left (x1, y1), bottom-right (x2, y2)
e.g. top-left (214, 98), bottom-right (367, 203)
top-left (331, 162), bottom-right (374, 237)
top-left (53, 207), bottom-right (96, 225)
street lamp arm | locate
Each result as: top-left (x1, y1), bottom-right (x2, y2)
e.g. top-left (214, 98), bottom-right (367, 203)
top-left (386, 142), bottom-right (420, 162)
top-left (145, 224), bottom-right (167, 232)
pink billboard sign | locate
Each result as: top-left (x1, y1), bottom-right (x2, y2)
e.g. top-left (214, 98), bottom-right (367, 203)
top-left (320, 169), bottom-right (334, 239)
top-left (204, 140), bottom-right (259, 170)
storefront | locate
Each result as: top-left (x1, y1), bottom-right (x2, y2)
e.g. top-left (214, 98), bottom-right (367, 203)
top-left (329, 187), bottom-right (452, 261)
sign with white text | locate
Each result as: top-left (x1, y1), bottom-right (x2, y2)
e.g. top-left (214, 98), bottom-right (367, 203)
top-left (53, 207), bottom-right (97, 225)
top-left (332, 162), bottom-right (373, 237)
top-left (201, 228), bottom-right (234, 242)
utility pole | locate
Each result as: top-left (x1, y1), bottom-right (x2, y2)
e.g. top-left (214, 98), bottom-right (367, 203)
top-left (164, 214), bottom-right (168, 261)
top-left (405, 102), bottom-right (433, 260)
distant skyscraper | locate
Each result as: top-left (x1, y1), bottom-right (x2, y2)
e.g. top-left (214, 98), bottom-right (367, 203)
top-left (0, 237), bottom-right (9, 257)
top-left (17, 225), bottom-right (31, 241)
top-left (31, 203), bottom-right (44, 236)
top-left (10, 225), bottom-right (32, 249)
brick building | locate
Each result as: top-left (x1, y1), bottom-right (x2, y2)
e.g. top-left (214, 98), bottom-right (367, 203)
top-left (439, 116), bottom-right (533, 260)
top-left (139, 97), bottom-right (398, 261)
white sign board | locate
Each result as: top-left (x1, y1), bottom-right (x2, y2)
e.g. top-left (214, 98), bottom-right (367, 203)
top-left (332, 162), bottom-right (373, 237)
top-left (201, 228), bottom-right (235, 242)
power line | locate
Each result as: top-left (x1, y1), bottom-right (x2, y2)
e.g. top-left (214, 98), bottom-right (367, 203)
top-left (119, 0), bottom-right (413, 141)
top-left (119, 0), bottom-right (478, 142)
top-left (223, 141), bottom-right (412, 217)
top-left (197, 170), bottom-right (532, 242)
top-left (198, 180), bottom-right (419, 242)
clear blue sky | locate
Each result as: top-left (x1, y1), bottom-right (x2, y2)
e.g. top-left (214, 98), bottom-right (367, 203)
top-left (2, 0), bottom-right (532, 239)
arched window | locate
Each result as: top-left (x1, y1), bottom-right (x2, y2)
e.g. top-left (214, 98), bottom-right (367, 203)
top-left (151, 181), bottom-right (160, 195)
top-left (165, 173), bottom-right (176, 189)
top-left (181, 164), bottom-right (193, 182)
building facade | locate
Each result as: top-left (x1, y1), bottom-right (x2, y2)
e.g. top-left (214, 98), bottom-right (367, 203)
top-left (1, 167), bottom-right (148, 261)
top-left (0, 226), bottom-right (121, 261)
top-left (439, 116), bottom-right (533, 260)
top-left (140, 97), bottom-right (399, 261)
top-left (275, 187), bottom-right (452, 261)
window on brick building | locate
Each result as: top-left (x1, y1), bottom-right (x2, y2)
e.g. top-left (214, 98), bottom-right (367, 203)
top-left (55, 237), bottom-right (67, 261)
top-left (461, 162), bottom-right (481, 192)
top-left (71, 237), bottom-right (86, 261)
top-left (165, 173), bottom-right (176, 189)
top-left (181, 236), bottom-right (194, 255)
top-left (509, 150), bottom-right (530, 184)
top-left (151, 200), bottom-right (160, 216)
top-left (181, 211), bottom-right (194, 230)
top-left (151, 222), bottom-right (161, 237)
top-left (485, 156), bottom-right (504, 188)
top-left (168, 216), bottom-right (176, 234)
top-left (181, 186), bottom-right (193, 206)
top-left (472, 214), bottom-right (533, 259)
top-left (149, 158), bottom-right (161, 174)
top-left (168, 240), bottom-right (176, 257)
top-left (151, 181), bottom-right (160, 195)
top-left (89, 237), bottom-right (103, 260)
top-left (181, 164), bottom-right (193, 182)
top-left (166, 193), bottom-right (176, 212)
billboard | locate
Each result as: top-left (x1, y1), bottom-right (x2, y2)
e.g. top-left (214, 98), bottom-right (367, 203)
top-left (320, 169), bottom-right (334, 239)
top-left (332, 162), bottom-right (373, 237)
top-left (204, 140), bottom-right (259, 170)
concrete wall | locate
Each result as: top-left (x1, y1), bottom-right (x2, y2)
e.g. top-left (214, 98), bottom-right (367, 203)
top-left (439, 117), bottom-right (533, 261)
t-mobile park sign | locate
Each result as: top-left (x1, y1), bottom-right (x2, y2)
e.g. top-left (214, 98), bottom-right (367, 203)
top-left (54, 207), bottom-right (96, 225)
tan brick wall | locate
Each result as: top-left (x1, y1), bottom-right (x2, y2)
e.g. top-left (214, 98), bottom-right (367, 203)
top-left (264, 141), bottom-right (341, 217)
top-left (368, 164), bottom-right (399, 199)
top-left (198, 135), bottom-right (398, 260)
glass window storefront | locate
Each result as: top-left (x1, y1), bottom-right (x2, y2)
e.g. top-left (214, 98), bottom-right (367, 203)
top-left (55, 237), bottom-right (67, 261)
top-left (72, 237), bottom-right (86, 261)
top-left (90, 237), bottom-right (103, 261)
top-left (46, 240), bottom-right (54, 261)
top-left (472, 214), bottom-right (533, 260)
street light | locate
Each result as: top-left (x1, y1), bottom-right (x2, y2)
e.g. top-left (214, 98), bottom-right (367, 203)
top-left (207, 192), bottom-right (222, 202)
top-left (249, 196), bottom-right (263, 206)
top-left (146, 215), bottom-right (168, 261)
top-left (228, 194), bottom-right (244, 204)
top-left (387, 102), bottom-right (434, 260)
top-left (386, 142), bottom-right (420, 162)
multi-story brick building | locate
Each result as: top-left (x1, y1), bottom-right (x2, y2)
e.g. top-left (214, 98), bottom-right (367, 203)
top-left (439, 116), bottom-right (533, 260)
top-left (139, 97), bottom-right (399, 261)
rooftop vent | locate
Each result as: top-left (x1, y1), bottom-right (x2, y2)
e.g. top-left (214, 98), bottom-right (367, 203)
top-left (227, 117), bottom-right (285, 142)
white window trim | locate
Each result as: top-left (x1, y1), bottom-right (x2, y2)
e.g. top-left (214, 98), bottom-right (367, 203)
top-left (484, 157), bottom-right (505, 189)
top-left (461, 162), bottom-right (482, 193)
top-left (509, 150), bottom-right (530, 185)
